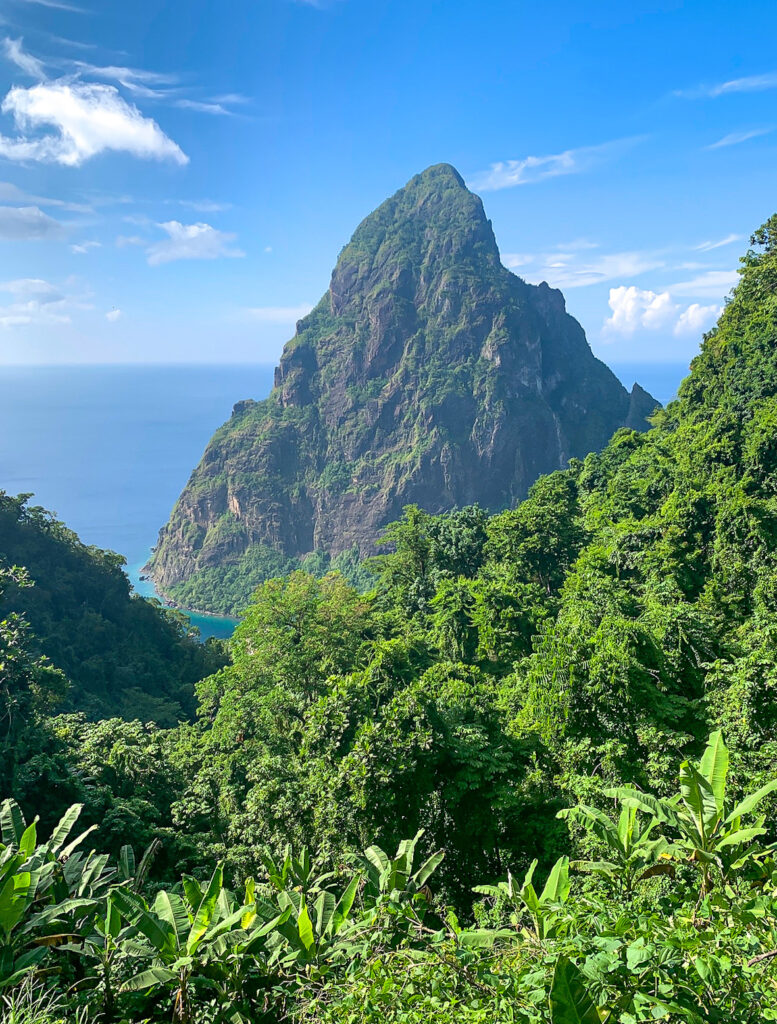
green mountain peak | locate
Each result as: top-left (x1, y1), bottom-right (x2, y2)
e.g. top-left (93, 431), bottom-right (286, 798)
top-left (150, 166), bottom-right (657, 614)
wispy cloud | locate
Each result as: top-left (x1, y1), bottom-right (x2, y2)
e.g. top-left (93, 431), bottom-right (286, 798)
top-left (173, 98), bottom-right (233, 116)
top-left (0, 276), bottom-right (76, 329)
top-left (70, 239), bottom-right (100, 253)
top-left (15, 0), bottom-right (86, 12)
top-left (72, 62), bottom-right (177, 99)
top-left (105, 307), bottom-right (121, 322)
top-left (668, 269), bottom-right (739, 298)
top-left (707, 127), bottom-right (774, 149)
top-left (3, 37), bottom-right (45, 78)
top-left (0, 204), bottom-right (65, 239)
top-left (694, 234), bottom-right (743, 252)
top-left (504, 247), bottom-right (665, 289)
top-left (0, 81), bottom-right (188, 166)
top-left (175, 199), bottom-right (232, 213)
top-left (72, 62), bottom-right (248, 115)
top-left (676, 72), bottom-right (777, 99)
top-left (0, 180), bottom-right (91, 212)
top-left (146, 221), bottom-right (244, 266)
top-left (469, 137), bottom-right (644, 192)
top-left (1, 39), bottom-right (248, 123)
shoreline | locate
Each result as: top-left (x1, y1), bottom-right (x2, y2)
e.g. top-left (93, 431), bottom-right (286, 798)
top-left (138, 565), bottom-right (241, 628)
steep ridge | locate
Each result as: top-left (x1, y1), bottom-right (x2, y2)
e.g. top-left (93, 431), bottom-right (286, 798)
top-left (150, 164), bottom-right (656, 613)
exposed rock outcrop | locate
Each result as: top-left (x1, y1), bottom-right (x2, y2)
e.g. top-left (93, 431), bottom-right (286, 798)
top-left (150, 164), bottom-right (657, 611)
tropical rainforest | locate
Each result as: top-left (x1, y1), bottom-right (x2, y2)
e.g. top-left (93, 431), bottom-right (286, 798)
top-left (3, 219), bottom-right (777, 1022)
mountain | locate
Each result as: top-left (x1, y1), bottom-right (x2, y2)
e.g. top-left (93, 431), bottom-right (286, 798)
top-left (150, 163), bottom-right (657, 614)
top-left (0, 492), bottom-right (225, 725)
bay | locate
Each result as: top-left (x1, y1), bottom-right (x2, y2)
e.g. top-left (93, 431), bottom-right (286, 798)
top-left (0, 364), bottom-right (275, 639)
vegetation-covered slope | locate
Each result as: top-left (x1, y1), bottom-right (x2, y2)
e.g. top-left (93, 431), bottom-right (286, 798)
top-left (150, 164), bottom-right (656, 615)
top-left (143, 218), bottom-right (777, 903)
top-left (4, 221), bottom-right (777, 1024)
top-left (0, 492), bottom-right (225, 725)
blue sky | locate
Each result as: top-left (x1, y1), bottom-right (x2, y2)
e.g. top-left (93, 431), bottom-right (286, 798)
top-left (0, 0), bottom-right (774, 366)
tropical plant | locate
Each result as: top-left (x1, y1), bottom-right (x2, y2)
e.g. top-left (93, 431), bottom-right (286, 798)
top-left (474, 856), bottom-right (571, 940)
top-left (0, 800), bottom-right (103, 989)
top-left (112, 864), bottom-right (265, 1023)
top-left (607, 731), bottom-right (777, 895)
top-left (557, 798), bottom-right (670, 894)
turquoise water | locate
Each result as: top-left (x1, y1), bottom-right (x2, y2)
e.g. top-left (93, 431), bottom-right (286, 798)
top-left (0, 361), bottom-right (690, 640)
top-left (0, 365), bottom-right (275, 640)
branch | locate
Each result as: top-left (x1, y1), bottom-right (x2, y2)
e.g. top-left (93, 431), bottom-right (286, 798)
top-left (747, 949), bottom-right (777, 967)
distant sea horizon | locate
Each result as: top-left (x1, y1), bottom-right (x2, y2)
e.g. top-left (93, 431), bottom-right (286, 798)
top-left (0, 364), bottom-right (277, 639)
top-left (0, 360), bottom-right (690, 639)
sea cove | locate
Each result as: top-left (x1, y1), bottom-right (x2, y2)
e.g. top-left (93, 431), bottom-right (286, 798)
top-left (0, 364), bottom-right (275, 638)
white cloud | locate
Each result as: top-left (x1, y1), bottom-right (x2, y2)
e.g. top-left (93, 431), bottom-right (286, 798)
top-left (0, 204), bottom-right (65, 239)
top-left (70, 239), bottom-right (100, 253)
top-left (0, 81), bottom-right (188, 166)
top-left (0, 276), bottom-right (72, 328)
top-left (707, 127), bottom-right (773, 149)
top-left (502, 253), bottom-right (534, 269)
top-left (706, 73), bottom-right (777, 97)
top-left (0, 277), bottom-right (62, 302)
top-left (72, 63), bottom-right (177, 99)
top-left (0, 180), bottom-right (91, 212)
top-left (242, 304), bottom-right (313, 324)
top-left (695, 234), bottom-right (743, 251)
top-left (16, 0), bottom-right (85, 11)
top-left (669, 270), bottom-right (739, 297)
top-left (605, 286), bottom-right (676, 335)
top-left (505, 248), bottom-right (664, 289)
top-left (604, 285), bottom-right (721, 338)
top-left (176, 198), bottom-right (232, 213)
top-left (3, 37), bottom-right (46, 78)
top-left (115, 234), bottom-right (144, 247)
top-left (105, 307), bottom-right (121, 322)
top-left (174, 98), bottom-right (233, 116)
top-left (469, 137), bottom-right (643, 192)
top-left (676, 72), bottom-right (777, 99)
top-left (675, 303), bottom-right (720, 335)
top-left (146, 221), bottom-right (244, 266)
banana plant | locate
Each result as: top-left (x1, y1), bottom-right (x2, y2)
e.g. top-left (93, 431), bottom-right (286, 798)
top-left (557, 798), bottom-right (671, 894)
top-left (268, 874), bottom-right (361, 976)
top-left (359, 831), bottom-right (444, 905)
top-left (474, 856), bottom-right (570, 940)
top-left (356, 831), bottom-right (445, 944)
top-left (606, 731), bottom-right (777, 895)
top-left (114, 863), bottom-right (287, 1024)
top-left (261, 844), bottom-right (334, 896)
top-left (0, 800), bottom-right (104, 988)
top-left (62, 891), bottom-right (132, 1023)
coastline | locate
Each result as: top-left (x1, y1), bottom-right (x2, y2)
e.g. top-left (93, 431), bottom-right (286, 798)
top-left (130, 558), bottom-right (240, 640)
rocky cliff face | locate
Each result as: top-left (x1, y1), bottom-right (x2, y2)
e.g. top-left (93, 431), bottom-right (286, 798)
top-left (150, 164), bottom-right (657, 612)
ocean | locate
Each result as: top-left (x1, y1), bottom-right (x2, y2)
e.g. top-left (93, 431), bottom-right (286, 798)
top-left (0, 361), bottom-right (689, 640)
top-left (0, 365), bottom-right (276, 639)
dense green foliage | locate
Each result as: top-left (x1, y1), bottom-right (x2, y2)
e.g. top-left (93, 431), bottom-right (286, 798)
top-left (164, 543), bottom-right (373, 618)
top-left (0, 493), bottom-right (225, 724)
top-left (4, 734), bottom-right (777, 1024)
top-left (4, 220), bottom-right (777, 1021)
